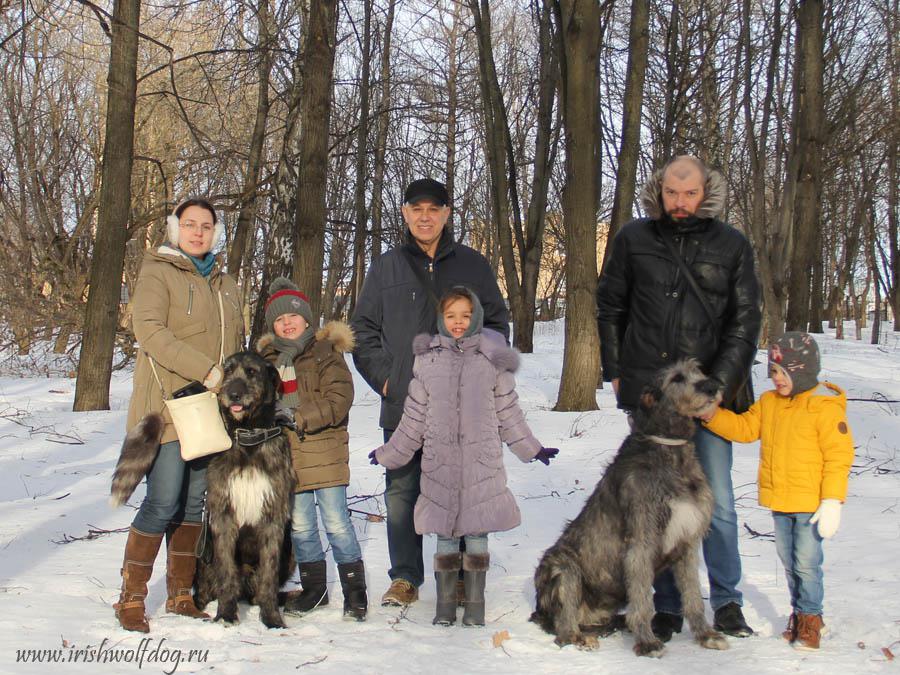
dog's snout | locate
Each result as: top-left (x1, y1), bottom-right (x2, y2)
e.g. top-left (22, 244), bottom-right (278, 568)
top-left (698, 379), bottom-right (720, 396)
top-left (225, 382), bottom-right (247, 402)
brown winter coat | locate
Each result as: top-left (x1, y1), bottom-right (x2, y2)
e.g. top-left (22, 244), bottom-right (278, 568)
top-left (126, 246), bottom-right (244, 445)
top-left (257, 322), bottom-right (355, 492)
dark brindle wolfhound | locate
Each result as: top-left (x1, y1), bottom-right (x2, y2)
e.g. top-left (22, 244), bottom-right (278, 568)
top-left (531, 360), bottom-right (730, 657)
top-left (192, 351), bottom-right (295, 629)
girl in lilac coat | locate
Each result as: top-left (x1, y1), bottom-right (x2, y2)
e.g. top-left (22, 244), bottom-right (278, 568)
top-left (370, 286), bottom-right (559, 627)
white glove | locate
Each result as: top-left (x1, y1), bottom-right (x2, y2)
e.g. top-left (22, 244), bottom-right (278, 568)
top-left (202, 364), bottom-right (224, 391)
top-left (809, 499), bottom-right (842, 539)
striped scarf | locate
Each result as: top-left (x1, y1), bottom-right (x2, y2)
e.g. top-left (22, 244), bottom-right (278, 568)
top-left (272, 327), bottom-right (315, 408)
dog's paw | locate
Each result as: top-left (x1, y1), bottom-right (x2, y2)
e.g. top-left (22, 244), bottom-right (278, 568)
top-left (554, 633), bottom-right (598, 651)
top-left (576, 635), bottom-right (600, 651)
top-left (261, 610), bottom-right (287, 629)
top-left (214, 602), bottom-right (239, 625)
top-left (633, 639), bottom-right (665, 658)
top-left (697, 631), bottom-right (729, 651)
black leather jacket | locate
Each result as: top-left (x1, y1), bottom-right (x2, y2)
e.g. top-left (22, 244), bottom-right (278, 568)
top-left (351, 227), bottom-right (509, 429)
top-left (596, 214), bottom-right (761, 412)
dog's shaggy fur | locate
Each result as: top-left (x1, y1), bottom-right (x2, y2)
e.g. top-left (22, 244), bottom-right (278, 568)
top-left (191, 351), bottom-right (296, 629)
top-left (531, 360), bottom-right (729, 657)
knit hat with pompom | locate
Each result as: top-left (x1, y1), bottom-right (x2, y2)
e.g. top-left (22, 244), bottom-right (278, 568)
top-left (265, 277), bottom-right (313, 332)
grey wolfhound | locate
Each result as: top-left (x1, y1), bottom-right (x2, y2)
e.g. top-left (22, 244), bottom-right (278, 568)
top-left (531, 360), bottom-right (729, 657)
top-left (192, 351), bottom-right (296, 629)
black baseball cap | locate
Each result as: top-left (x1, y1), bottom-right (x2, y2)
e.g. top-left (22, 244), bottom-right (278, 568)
top-left (403, 178), bottom-right (449, 206)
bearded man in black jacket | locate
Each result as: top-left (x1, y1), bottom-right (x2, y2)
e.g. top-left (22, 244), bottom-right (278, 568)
top-left (597, 155), bottom-right (761, 640)
top-left (351, 178), bottom-right (509, 606)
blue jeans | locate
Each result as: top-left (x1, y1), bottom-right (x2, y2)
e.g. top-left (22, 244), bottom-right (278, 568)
top-left (132, 440), bottom-right (209, 533)
top-left (773, 512), bottom-right (824, 615)
top-left (383, 428), bottom-right (424, 587)
top-left (436, 534), bottom-right (488, 555)
top-left (654, 425), bottom-right (743, 614)
top-left (290, 486), bottom-right (362, 565)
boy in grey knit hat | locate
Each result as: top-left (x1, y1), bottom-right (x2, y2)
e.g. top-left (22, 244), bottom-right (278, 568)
top-left (257, 277), bottom-right (368, 622)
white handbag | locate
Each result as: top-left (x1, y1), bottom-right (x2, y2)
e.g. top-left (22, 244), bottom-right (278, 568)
top-left (147, 291), bottom-right (232, 461)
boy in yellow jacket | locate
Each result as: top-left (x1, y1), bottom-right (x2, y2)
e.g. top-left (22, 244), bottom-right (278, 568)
top-left (701, 332), bottom-right (853, 651)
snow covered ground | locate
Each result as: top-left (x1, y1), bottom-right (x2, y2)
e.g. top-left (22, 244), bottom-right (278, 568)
top-left (0, 321), bottom-right (898, 674)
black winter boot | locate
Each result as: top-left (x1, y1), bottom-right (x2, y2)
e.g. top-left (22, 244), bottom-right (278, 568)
top-left (433, 553), bottom-right (462, 626)
top-left (461, 553), bottom-right (489, 627)
top-left (338, 560), bottom-right (368, 622)
top-left (284, 560), bottom-right (329, 615)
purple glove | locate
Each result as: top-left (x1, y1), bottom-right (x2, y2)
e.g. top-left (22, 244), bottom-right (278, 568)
top-left (533, 447), bottom-right (559, 465)
top-left (368, 449), bottom-right (379, 466)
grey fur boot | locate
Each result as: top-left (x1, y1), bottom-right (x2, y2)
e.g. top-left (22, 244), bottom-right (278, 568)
top-left (433, 553), bottom-right (462, 626)
top-left (462, 553), bottom-right (489, 626)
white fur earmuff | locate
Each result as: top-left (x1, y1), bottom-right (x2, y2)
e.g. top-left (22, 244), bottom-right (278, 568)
top-left (166, 199), bottom-right (224, 249)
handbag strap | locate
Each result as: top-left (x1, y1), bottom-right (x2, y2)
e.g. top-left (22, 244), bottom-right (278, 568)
top-left (656, 226), bottom-right (717, 325)
top-left (145, 289), bottom-right (227, 401)
top-left (400, 247), bottom-right (440, 310)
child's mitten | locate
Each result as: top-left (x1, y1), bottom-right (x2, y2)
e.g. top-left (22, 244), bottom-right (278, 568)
top-left (809, 499), bottom-right (842, 539)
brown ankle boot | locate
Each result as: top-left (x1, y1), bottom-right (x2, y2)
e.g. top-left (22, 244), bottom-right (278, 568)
top-left (114, 527), bottom-right (164, 632)
top-left (165, 522), bottom-right (209, 619)
top-left (793, 613), bottom-right (824, 650)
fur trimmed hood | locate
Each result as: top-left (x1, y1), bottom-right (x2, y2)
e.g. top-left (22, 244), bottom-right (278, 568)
top-left (412, 327), bottom-right (519, 373)
top-left (256, 320), bottom-right (355, 354)
top-left (638, 166), bottom-right (727, 221)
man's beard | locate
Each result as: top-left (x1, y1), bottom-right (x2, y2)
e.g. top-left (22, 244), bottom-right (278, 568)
top-left (662, 209), bottom-right (704, 230)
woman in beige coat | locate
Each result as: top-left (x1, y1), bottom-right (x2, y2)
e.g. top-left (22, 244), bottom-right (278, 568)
top-left (114, 198), bottom-right (243, 633)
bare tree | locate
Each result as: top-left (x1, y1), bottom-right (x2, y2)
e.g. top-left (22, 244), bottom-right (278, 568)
top-left (293, 0), bottom-right (339, 321)
top-left (606, 0), bottom-right (649, 258)
top-left (73, 0), bottom-right (141, 411)
top-left (785, 0), bottom-right (825, 332)
top-left (553, 0), bottom-right (610, 411)
top-left (227, 0), bottom-right (274, 279)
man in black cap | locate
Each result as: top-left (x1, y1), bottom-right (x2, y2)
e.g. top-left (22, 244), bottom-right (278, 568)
top-left (351, 178), bottom-right (509, 606)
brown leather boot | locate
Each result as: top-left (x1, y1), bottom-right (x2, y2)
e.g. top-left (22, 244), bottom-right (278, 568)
top-left (165, 522), bottom-right (210, 619)
top-left (114, 527), bottom-right (164, 632)
top-left (793, 613), bottom-right (825, 650)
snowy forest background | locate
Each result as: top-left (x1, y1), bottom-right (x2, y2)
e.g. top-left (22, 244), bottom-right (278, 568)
top-left (0, 0), bottom-right (897, 413)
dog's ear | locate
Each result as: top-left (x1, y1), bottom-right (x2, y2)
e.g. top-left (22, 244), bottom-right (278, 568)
top-left (639, 386), bottom-right (662, 411)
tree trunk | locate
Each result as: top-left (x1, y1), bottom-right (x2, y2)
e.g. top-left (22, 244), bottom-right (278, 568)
top-left (517, 0), bottom-right (558, 352)
top-left (470, 0), bottom-right (556, 353)
top-left (605, 0), bottom-right (648, 264)
top-left (73, 0), bottom-right (140, 411)
top-left (292, 0), bottom-right (339, 323)
top-left (347, 0), bottom-right (373, 317)
top-left (250, 45), bottom-right (306, 341)
top-left (741, 0), bottom-right (787, 338)
top-left (785, 0), bottom-right (825, 332)
top-left (553, 0), bottom-right (605, 411)
top-left (888, 0), bottom-right (900, 329)
top-left (469, 0), bottom-right (522, 337)
top-left (227, 0), bottom-right (273, 279)
top-left (445, 0), bottom-right (462, 232)
top-left (368, 0), bottom-right (396, 264)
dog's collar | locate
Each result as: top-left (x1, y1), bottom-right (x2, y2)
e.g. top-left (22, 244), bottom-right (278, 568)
top-left (235, 427), bottom-right (283, 447)
top-left (642, 434), bottom-right (690, 446)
